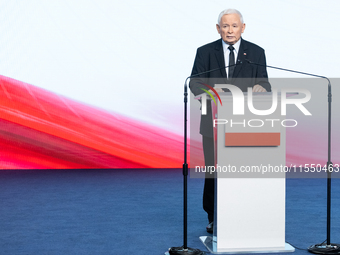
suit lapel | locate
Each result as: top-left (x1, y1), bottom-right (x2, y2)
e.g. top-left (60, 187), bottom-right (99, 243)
top-left (214, 39), bottom-right (227, 78)
top-left (232, 38), bottom-right (247, 79)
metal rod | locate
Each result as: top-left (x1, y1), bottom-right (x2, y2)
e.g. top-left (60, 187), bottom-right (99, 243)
top-left (183, 81), bottom-right (189, 249)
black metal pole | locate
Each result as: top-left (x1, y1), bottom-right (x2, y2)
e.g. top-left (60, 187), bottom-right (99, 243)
top-left (327, 171), bottom-right (331, 246)
top-left (183, 82), bottom-right (188, 249)
top-left (326, 82), bottom-right (332, 246)
top-left (166, 78), bottom-right (204, 255)
top-left (307, 80), bottom-right (339, 254)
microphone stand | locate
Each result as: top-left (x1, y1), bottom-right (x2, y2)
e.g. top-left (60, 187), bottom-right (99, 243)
top-left (166, 63), bottom-right (241, 255)
top-left (247, 60), bottom-right (339, 254)
top-left (165, 77), bottom-right (205, 255)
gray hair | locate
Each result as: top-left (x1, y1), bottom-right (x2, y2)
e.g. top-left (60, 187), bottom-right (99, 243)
top-left (217, 9), bottom-right (244, 24)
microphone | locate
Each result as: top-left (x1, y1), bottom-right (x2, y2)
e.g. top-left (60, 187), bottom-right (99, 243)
top-left (178, 59), bottom-right (243, 254)
top-left (245, 59), bottom-right (331, 89)
top-left (246, 58), bottom-right (335, 252)
top-left (185, 60), bottom-right (243, 98)
top-left (188, 60), bottom-right (242, 80)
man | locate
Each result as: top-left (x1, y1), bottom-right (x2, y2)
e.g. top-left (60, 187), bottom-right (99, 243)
top-left (189, 9), bottom-right (271, 233)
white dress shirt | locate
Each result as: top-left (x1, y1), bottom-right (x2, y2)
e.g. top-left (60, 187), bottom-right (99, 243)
top-left (222, 39), bottom-right (241, 77)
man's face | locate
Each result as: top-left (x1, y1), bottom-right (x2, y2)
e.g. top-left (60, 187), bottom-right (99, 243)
top-left (216, 13), bottom-right (245, 45)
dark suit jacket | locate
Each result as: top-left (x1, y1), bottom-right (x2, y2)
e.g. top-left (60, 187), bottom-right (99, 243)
top-left (190, 38), bottom-right (271, 137)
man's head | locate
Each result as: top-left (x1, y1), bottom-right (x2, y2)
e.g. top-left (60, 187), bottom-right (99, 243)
top-left (216, 9), bottom-right (245, 45)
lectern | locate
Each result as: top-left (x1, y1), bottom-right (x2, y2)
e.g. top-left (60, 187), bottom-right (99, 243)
top-left (198, 87), bottom-right (295, 254)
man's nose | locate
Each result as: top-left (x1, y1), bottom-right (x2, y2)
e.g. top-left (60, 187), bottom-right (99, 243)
top-left (227, 27), bottom-right (233, 33)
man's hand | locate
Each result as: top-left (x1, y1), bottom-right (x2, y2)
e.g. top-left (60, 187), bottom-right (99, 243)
top-left (209, 88), bottom-right (224, 93)
top-left (252, 84), bottom-right (267, 92)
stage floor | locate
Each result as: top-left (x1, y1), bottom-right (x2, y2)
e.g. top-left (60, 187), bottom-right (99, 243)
top-left (0, 169), bottom-right (339, 255)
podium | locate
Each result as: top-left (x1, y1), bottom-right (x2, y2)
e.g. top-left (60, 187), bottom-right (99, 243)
top-left (198, 89), bottom-right (295, 254)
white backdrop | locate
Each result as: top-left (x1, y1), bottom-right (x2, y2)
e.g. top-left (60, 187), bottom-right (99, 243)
top-left (0, 0), bottom-right (339, 135)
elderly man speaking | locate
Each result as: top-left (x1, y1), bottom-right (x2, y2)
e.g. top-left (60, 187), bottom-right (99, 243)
top-left (189, 8), bottom-right (271, 233)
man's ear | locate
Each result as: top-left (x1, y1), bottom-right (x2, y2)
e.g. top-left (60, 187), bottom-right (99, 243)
top-left (241, 23), bottom-right (246, 33)
top-left (216, 24), bottom-right (221, 34)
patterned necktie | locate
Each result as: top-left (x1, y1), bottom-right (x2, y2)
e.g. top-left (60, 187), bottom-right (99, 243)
top-left (228, 45), bottom-right (235, 79)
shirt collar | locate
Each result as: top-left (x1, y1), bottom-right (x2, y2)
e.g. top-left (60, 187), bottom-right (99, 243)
top-left (222, 38), bottom-right (241, 55)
